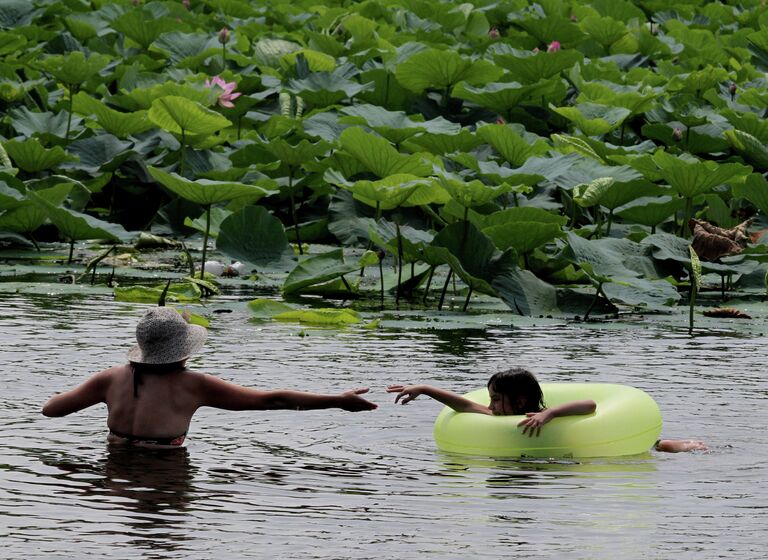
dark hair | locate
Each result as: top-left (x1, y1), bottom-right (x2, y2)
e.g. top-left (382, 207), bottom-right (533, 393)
top-left (129, 361), bottom-right (187, 397)
top-left (487, 368), bottom-right (545, 413)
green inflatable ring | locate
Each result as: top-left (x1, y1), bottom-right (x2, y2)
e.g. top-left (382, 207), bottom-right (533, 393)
top-left (433, 383), bottom-right (662, 458)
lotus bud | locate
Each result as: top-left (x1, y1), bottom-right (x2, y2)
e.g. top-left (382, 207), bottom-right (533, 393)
top-left (488, 27), bottom-right (500, 39)
top-left (532, 47), bottom-right (540, 54)
top-left (547, 41), bottom-right (561, 53)
top-left (729, 82), bottom-right (737, 97)
top-left (376, 249), bottom-right (386, 261)
top-left (183, 0), bottom-right (190, 8)
top-left (570, 14), bottom-right (578, 22)
top-left (672, 127), bottom-right (683, 141)
top-left (495, 116), bottom-right (506, 125)
top-left (218, 27), bottom-right (230, 44)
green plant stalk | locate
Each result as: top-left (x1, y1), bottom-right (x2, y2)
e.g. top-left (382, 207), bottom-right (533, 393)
top-left (180, 128), bottom-right (186, 176)
top-left (438, 269), bottom-right (452, 310)
top-left (288, 170), bottom-right (303, 255)
top-left (200, 204), bottom-right (211, 278)
top-left (378, 257), bottom-right (385, 306)
top-left (688, 279), bottom-right (697, 335)
top-left (422, 266), bottom-right (435, 303)
top-left (396, 224), bottom-right (403, 305)
top-left (462, 286), bottom-right (473, 312)
top-left (682, 197), bottom-right (693, 237)
top-left (605, 209), bottom-right (614, 236)
top-left (65, 84), bottom-right (75, 141)
top-left (583, 281), bottom-right (604, 321)
top-left (67, 238), bottom-right (75, 264)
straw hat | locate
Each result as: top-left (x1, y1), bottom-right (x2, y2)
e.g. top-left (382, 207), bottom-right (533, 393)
top-left (126, 307), bottom-right (207, 364)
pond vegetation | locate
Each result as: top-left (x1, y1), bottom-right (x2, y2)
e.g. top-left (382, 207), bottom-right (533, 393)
top-left (2, 0), bottom-right (768, 327)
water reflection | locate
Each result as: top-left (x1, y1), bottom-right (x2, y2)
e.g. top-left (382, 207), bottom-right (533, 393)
top-left (38, 446), bottom-right (198, 554)
top-left (429, 328), bottom-right (495, 356)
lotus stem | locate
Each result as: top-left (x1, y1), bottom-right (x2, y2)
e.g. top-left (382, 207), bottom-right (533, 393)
top-left (605, 209), bottom-right (614, 236)
top-left (67, 239), bottom-right (75, 264)
top-left (422, 266), bottom-right (435, 303)
top-left (200, 204), bottom-right (211, 279)
top-left (462, 286), bottom-right (473, 312)
top-left (65, 84), bottom-right (76, 141)
top-left (180, 128), bottom-right (186, 176)
top-left (378, 256), bottom-right (385, 307)
top-left (438, 269), bottom-right (452, 310)
top-left (583, 282), bottom-right (603, 321)
top-left (689, 276), bottom-right (697, 335)
top-left (396, 224), bottom-right (403, 306)
top-left (158, 279), bottom-right (172, 307)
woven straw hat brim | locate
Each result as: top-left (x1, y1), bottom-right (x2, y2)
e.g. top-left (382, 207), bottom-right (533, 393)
top-left (126, 324), bottom-right (207, 365)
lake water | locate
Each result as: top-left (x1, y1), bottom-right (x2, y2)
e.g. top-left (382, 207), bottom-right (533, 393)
top-left (1, 292), bottom-right (766, 559)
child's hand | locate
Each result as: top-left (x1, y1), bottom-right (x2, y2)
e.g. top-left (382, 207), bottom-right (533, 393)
top-left (339, 388), bottom-right (378, 411)
top-left (386, 384), bottom-right (423, 405)
top-left (517, 409), bottom-right (553, 437)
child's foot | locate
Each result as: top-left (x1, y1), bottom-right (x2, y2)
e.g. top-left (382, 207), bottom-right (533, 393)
top-left (656, 439), bottom-right (708, 453)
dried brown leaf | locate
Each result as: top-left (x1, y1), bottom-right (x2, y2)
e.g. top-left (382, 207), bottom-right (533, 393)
top-left (689, 218), bottom-right (751, 261)
top-left (702, 307), bottom-right (752, 319)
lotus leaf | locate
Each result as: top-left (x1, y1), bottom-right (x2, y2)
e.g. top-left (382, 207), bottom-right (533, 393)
top-left (34, 51), bottom-right (111, 86)
top-left (283, 249), bottom-right (362, 295)
top-left (492, 268), bottom-right (558, 315)
top-left (114, 282), bottom-right (202, 303)
top-left (724, 130), bottom-right (768, 171)
top-left (552, 103), bottom-right (631, 136)
top-left (150, 32), bottom-right (220, 67)
top-left (72, 92), bottom-right (152, 138)
top-left (338, 127), bottom-right (432, 178)
top-left (492, 49), bottom-right (583, 83)
top-left (184, 207), bottom-right (232, 239)
top-left (247, 298), bottom-right (296, 317)
top-left (476, 124), bottom-right (549, 167)
top-left (112, 10), bottom-right (185, 50)
top-left (0, 182), bottom-right (71, 233)
top-left (274, 308), bottom-right (362, 325)
top-left (9, 108), bottom-right (77, 139)
top-left (4, 139), bottom-right (75, 173)
top-left (732, 173), bottom-right (768, 216)
top-left (395, 49), bottom-right (503, 94)
top-left (651, 151), bottom-right (751, 199)
top-left (483, 222), bottom-right (564, 255)
top-left (216, 205), bottom-right (296, 269)
top-left (148, 96), bottom-right (232, 137)
top-left (148, 167), bottom-right (273, 206)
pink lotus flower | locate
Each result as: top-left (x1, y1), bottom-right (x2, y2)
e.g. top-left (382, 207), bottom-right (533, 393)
top-left (547, 41), bottom-right (561, 53)
top-left (205, 76), bottom-right (241, 108)
top-left (495, 116), bottom-right (506, 125)
top-left (218, 27), bottom-right (230, 44)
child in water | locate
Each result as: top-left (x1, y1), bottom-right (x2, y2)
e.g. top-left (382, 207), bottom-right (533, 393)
top-left (42, 307), bottom-right (377, 448)
top-left (387, 367), bottom-right (707, 453)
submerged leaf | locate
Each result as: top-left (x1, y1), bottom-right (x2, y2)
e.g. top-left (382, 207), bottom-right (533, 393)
top-left (702, 307), bottom-right (751, 319)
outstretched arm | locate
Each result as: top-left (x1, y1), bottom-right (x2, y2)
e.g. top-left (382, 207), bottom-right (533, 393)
top-left (42, 370), bottom-right (111, 417)
top-left (518, 399), bottom-right (596, 436)
top-left (386, 384), bottom-right (491, 415)
top-left (201, 375), bottom-right (377, 411)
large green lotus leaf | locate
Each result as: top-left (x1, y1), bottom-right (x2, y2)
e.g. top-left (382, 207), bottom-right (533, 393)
top-left (577, 83), bottom-right (659, 116)
top-left (357, 67), bottom-right (412, 111)
top-left (326, 171), bottom-right (435, 210)
top-left (114, 282), bottom-right (202, 303)
top-left (732, 173), bottom-right (768, 216)
top-left (722, 109), bottom-right (768, 143)
top-left (724, 130), bottom-right (768, 171)
top-left (0, 181), bottom-right (25, 210)
top-left (283, 249), bottom-right (361, 295)
top-left (368, 218), bottom-right (435, 262)
top-left (247, 298), bottom-right (296, 318)
top-left (426, 221), bottom-right (517, 295)
top-left (115, 83), bottom-right (211, 111)
top-left (667, 66), bottom-right (730, 96)
top-left (150, 32), bottom-right (219, 67)
top-left (216, 205), bottom-right (296, 269)
top-left (0, 30), bottom-right (25, 56)
top-left (4, 138), bottom-right (75, 172)
top-left (453, 81), bottom-right (540, 115)
top-left (297, 112), bottom-right (348, 143)
top-left (651, 151), bottom-right (751, 198)
top-left (72, 92), bottom-right (152, 138)
top-left (579, 15), bottom-right (628, 48)
top-left (9, 107), bottom-right (76, 138)
top-left (112, 10), bottom-right (185, 49)
top-left (515, 16), bottom-right (586, 46)
top-left (286, 64), bottom-right (374, 107)
top-left (615, 196), bottom-right (683, 228)
top-left (0, 182), bottom-right (71, 232)
top-left (563, 232), bottom-right (680, 308)
top-left (436, 174), bottom-right (513, 208)
top-left (573, 177), bottom-right (615, 208)
top-left (493, 49), bottom-right (583, 83)
top-left (596, 179), bottom-right (668, 211)
top-left (281, 49), bottom-right (337, 73)
top-left (148, 167), bottom-right (272, 206)
top-left (148, 96), bottom-right (232, 136)
top-left (492, 268), bottom-right (558, 315)
top-left (403, 129), bottom-right (482, 155)
top-left (483, 207), bottom-right (568, 228)
top-left (642, 122), bottom-right (731, 155)
top-left (395, 49), bottom-right (503, 94)
top-left (253, 38), bottom-right (302, 67)
top-left (27, 190), bottom-right (132, 242)
top-left (183, 206), bottom-right (232, 239)
top-left (339, 127), bottom-right (432, 178)
top-left (263, 137), bottom-right (331, 168)
top-left (340, 104), bottom-right (459, 145)
top-left (62, 135), bottom-right (134, 174)
top-left (552, 103), bottom-right (631, 136)
top-left (608, 153), bottom-right (663, 182)
top-left (552, 134), bottom-right (605, 162)
top-left (476, 124), bottom-right (549, 167)
top-left (484, 222), bottom-right (564, 254)
top-left (34, 51), bottom-right (111, 85)
top-left (327, 191), bottom-right (377, 246)
top-left (274, 308), bottom-right (362, 325)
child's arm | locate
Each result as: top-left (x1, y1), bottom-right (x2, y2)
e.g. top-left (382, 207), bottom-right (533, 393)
top-left (200, 375), bottom-right (377, 411)
top-left (655, 439), bottom-right (708, 453)
top-left (42, 370), bottom-right (111, 417)
top-left (386, 384), bottom-right (491, 415)
top-left (518, 399), bottom-right (596, 436)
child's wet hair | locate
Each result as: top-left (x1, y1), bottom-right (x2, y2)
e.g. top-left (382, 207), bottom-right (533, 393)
top-left (487, 367), bottom-right (545, 413)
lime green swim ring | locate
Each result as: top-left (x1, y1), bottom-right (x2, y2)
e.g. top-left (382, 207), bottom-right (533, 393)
top-left (433, 383), bottom-right (662, 458)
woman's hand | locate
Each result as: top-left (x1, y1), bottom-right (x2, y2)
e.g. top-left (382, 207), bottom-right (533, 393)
top-left (339, 388), bottom-right (378, 411)
top-left (517, 409), bottom-right (554, 437)
top-left (386, 384), bottom-right (424, 405)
